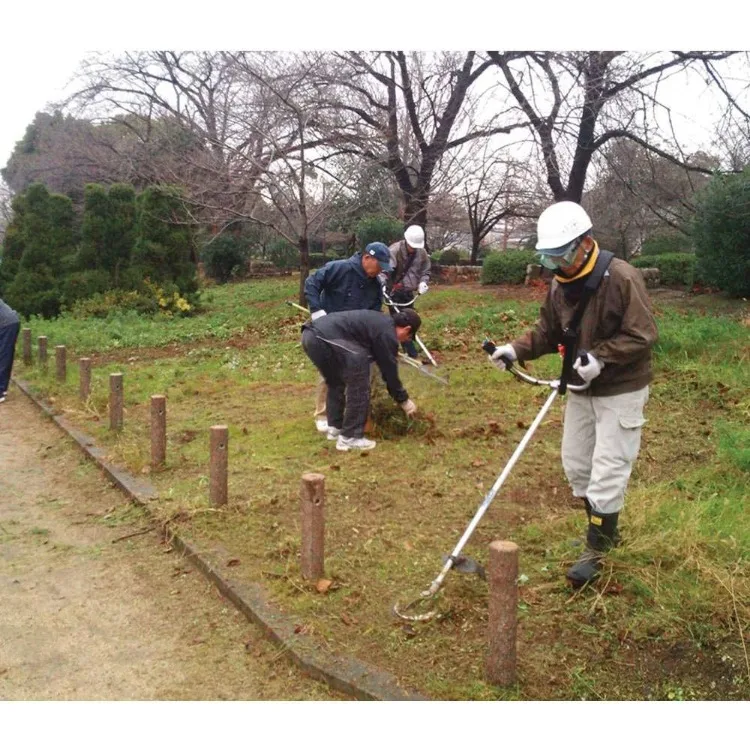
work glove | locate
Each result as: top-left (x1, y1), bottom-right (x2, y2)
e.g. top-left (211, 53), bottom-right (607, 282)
top-left (311, 310), bottom-right (327, 321)
top-left (573, 353), bottom-right (603, 383)
top-left (400, 399), bottom-right (418, 417)
top-left (488, 344), bottom-right (517, 371)
top-left (418, 281), bottom-right (429, 295)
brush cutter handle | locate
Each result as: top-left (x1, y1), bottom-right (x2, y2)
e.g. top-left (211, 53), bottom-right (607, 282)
top-left (482, 339), bottom-right (590, 392)
top-left (482, 339), bottom-right (515, 370)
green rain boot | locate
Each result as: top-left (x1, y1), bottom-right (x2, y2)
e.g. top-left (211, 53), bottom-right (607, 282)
top-left (566, 511), bottom-right (619, 589)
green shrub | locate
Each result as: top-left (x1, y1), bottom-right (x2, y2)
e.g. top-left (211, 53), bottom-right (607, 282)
top-left (60, 269), bottom-right (112, 307)
top-left (200, 234), bottom-right (252, 283)
top-left (69, 279), bottom-right (194, 319)
top-left (355, 216), bottom-right (402, 248)
top-left (439, 248), bottom-right (461, 265)
top-left (309, 253), bottom-right (330, 268)
top-left (267, 240), bottom-right (298, 269)
top-left (641, 230), bottom-right (692, 256)
top-left (631, 253), bottom-right (696, 286)
top-left (692, 170), bottom-right (750, 297)
top-left (481, 250), bottom-right (537, 284)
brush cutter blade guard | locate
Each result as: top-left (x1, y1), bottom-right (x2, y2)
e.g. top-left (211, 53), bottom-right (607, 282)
top-left (392, 594), bottom-right (439, 623)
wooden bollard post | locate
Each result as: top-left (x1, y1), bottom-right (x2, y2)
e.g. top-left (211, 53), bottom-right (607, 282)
top-left (486, 540), bottom-right (519, 687)
top-left (300, 472), bottom-right (325, 580)
top-left (109, 373), bottom-right (123, 431)
top-left (79, 358), bottom-right (92, 401)
top-left (55, 345), bottom-right (67, 382)
top-left (38, 336), bottom-right (48, 371)
top-left (22, 328), bottom-right (32, 365)
top-left (151, 395), bottom-right (167, 468)
top-left (209, 425), bottom-right (229, 507)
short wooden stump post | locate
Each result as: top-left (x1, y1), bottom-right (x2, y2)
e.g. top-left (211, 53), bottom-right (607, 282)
top-left (38, 336), bottom-right (48, 371)
top-left (150, 395), bottom-right (167, 469)
top-left (55, 345), bottom-right (67, 382)
top-left (22, 328), bottom-right (32, 365)
top-left (300, 472), bottom-right (325, 580)
top-left (109, 373), bottom-right (123, 431)
top-left (486, 540), bottom-right (519, 687)
top-left (79, 358), bottom-right (92, 401)
top-left (209, 425), bottom-right (229, 507)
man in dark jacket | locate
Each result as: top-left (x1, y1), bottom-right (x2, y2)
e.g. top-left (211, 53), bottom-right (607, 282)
top-left (304, 242), bottom-right (393, 433)
top-left (488, 201), bottom-right (658, 588)
top-left (301, 308), bottom-right (420, 452)
top-left (0, 297), bottom-right (21, 404)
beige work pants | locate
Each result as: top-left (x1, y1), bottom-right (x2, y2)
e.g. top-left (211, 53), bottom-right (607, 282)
top-left (561, 386), bottom-right (649, 515)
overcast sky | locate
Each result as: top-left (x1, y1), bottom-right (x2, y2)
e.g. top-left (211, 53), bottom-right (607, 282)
top-left (1, 3), bottom-right (746, 182)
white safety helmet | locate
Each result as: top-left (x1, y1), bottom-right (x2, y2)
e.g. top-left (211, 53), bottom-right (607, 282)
top-left (535, 201), bottom-right (593, 253)
top-left (404, 224), bottom-right (425, 249)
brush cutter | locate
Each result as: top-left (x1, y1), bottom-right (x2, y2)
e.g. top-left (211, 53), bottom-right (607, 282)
top-left (382, 290), bottom-right (439, 368)
top-left (285, 301), bottom-right (448, 386)
top-left (392, 341), bottom-right (590, 622)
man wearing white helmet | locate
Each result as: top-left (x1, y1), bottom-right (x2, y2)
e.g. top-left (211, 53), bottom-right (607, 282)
top-left (387, 224), bottom-right (432, 359)
top-left (488, 201), bottom-right (658, 589)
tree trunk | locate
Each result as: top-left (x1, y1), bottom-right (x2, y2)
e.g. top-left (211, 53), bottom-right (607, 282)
top-left (402, 192), bottom-right (429, 229)
top-left (470, 233), bottom-right (481, 264)
top-left (298, 235), bottom-right (310, 307)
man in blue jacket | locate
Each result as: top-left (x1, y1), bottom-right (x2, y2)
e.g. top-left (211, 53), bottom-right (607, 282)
top-left (301, 308), bottom-right (419, 451)
top-left (0, 297), bottom-right (20, 404)
top-left (304, 242), bottom-right (393, 433)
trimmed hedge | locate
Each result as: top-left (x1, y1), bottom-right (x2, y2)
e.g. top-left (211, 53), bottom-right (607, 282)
top-left (439, 248), bottom-right (461, 265)
top-left (631, 253), bottom-right (696, 286)
top-left (481, 250), bottom-right (537, 285)
top-left (641, 230), bottom-right (692, 256)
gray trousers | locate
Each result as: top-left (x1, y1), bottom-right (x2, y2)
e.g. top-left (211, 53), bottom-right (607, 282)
top-left (561, 386), bottom-right (649, 515)
top-left (302, 330), bottom-right (371, 438)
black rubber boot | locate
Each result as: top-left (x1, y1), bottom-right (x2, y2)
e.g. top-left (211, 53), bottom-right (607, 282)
top-left (566, 511), bottom-right (619, 589)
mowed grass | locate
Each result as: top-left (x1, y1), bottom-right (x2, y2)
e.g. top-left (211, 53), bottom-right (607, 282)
top-left (16, 278), bottom-right (750, 700)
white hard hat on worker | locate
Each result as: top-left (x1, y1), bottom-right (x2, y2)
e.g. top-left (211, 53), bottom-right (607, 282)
top-left (404, 225), bottom-right (425, 249)
top-left (535, 201), bottom-right (593, 271)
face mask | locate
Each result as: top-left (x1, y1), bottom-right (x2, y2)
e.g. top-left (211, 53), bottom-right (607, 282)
top-left (536, 238), bottom-right (579, 271)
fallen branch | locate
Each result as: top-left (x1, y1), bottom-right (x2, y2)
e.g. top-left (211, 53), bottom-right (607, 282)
top-left (111, 526), bottom-right (156, 544)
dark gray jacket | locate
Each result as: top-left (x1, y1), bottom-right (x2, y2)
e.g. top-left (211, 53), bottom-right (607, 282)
top-left (303, 310), bottom-right (409, 403)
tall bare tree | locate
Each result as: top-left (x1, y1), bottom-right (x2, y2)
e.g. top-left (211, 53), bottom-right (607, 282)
top-left (316, 51), bottom-right (525, 228)
top-left (487, 51), bottom-right (737, 203)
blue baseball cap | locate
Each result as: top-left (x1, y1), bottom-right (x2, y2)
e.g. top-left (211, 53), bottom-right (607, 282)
top-left (364, 242), bottom-right (393, 272)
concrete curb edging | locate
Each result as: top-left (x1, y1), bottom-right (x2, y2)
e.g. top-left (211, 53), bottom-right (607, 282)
top-left (13, 376), bottom-right (427, 701)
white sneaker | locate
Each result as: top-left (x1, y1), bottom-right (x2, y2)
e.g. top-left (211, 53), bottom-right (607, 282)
top-left (327, 427), bottom-right (342, 441)
top-left (336, 435), bottom-right (376, 452)
top-left (315, 419), bottom-right (329, 433)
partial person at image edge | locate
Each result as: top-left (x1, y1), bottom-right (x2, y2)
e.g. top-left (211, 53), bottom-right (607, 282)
top-left (0, 297), bottom-right (21, 404)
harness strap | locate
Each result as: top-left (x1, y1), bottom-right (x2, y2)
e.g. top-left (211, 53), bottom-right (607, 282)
top-left (559, 250), bottom-right (615, 394)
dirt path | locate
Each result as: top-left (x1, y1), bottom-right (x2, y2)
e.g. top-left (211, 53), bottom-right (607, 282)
top-left (0, 385), bottom-right (338, 700)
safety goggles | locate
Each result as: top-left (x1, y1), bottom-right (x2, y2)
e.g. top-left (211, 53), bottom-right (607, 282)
top-left (535, 237), bottom-right (581, 271)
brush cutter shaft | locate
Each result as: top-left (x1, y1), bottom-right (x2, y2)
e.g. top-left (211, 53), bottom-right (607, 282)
top-left (383, 291), bottom-right (438, 367)
top-left (422, 387), bottom-right (560, 597)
